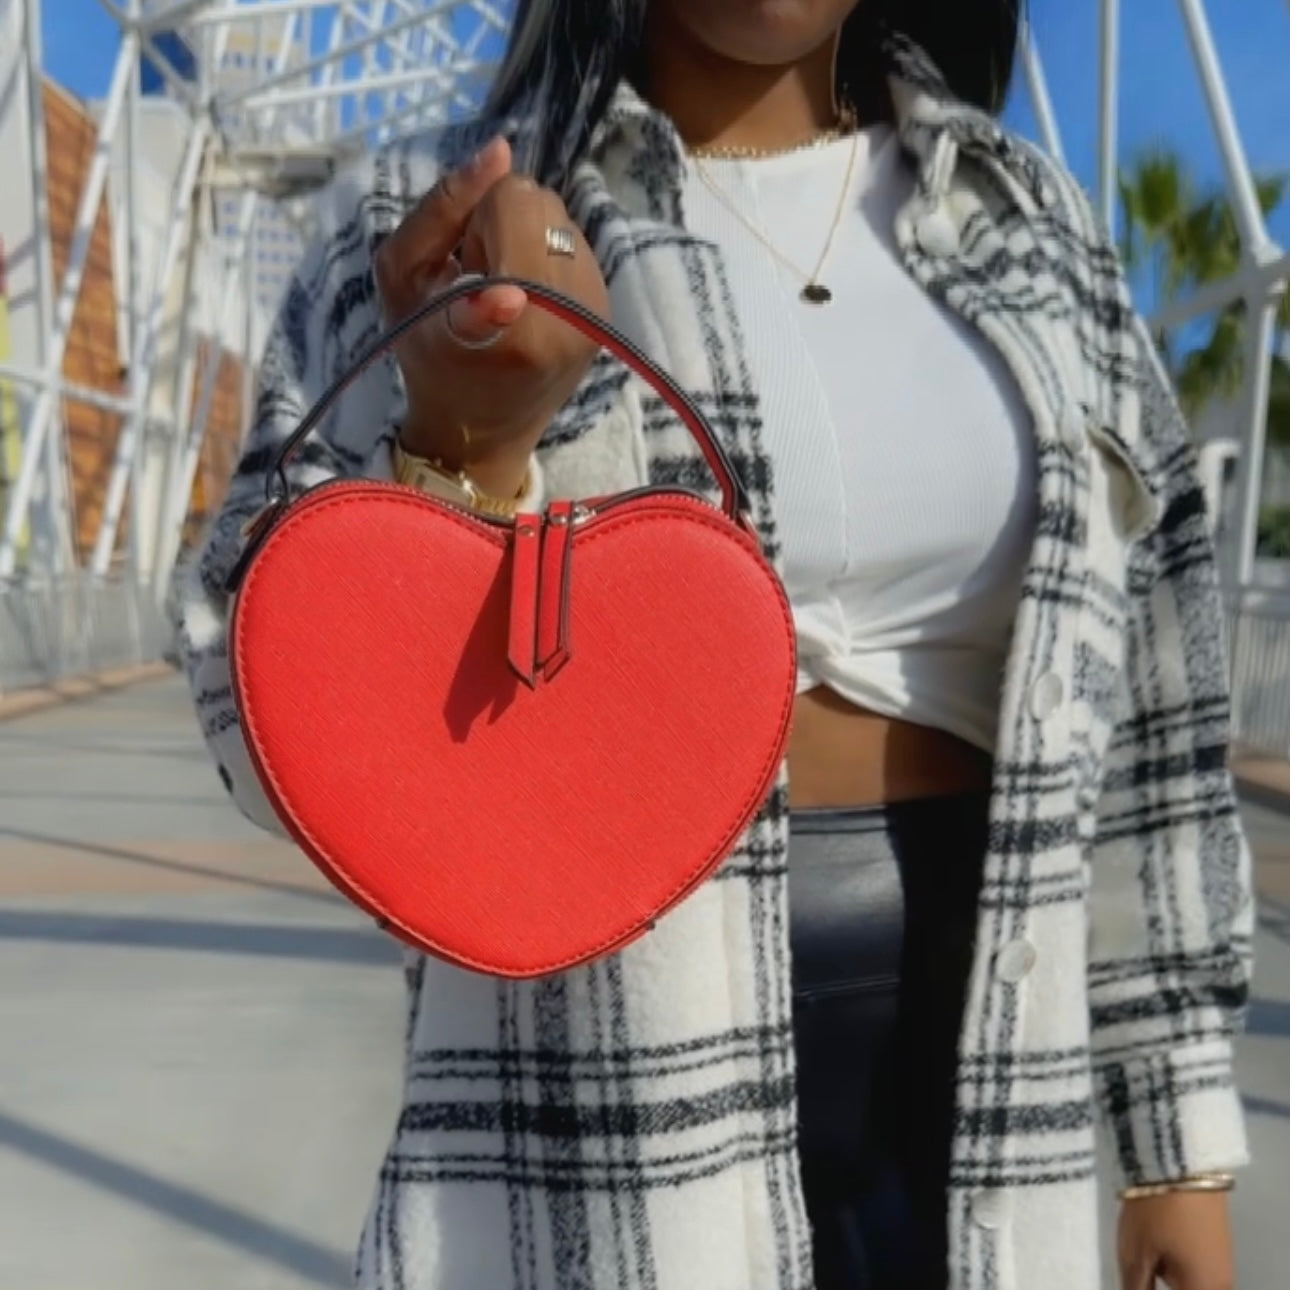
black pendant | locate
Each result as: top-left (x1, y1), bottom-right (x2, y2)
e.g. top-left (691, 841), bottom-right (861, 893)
top-left (801, 283), bottom-right (833, 304)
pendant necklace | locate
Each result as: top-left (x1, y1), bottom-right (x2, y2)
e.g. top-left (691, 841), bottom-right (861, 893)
top-left (689, 119), bottom-right (861, 306)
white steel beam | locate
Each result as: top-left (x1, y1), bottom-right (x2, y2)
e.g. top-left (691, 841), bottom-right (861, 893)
top-left (238, 59), bottom-right (487, 112)
top-left (1151, 247), bottom-right (1290, 334)
top-left (139, 0), bottom-right (216, 32)
top-left (1231, 297), bottom-right (1284, 588)
top-left (16, 0), bottom-right (76, 575)
top-left (94, 0), bottom-right (204, 109)
top-left (212, 1), bottom-right (455, 110)
top-left (90, 116), bottom-right (212, 575)
top-left (1171, 0), bottom-right (1282, 589)
top-left (0, 27), bottom-right (140, 578)
top-left (183, 0), bottom-right (509, 37)
top-left (153, 204), bottom-right (258, 590)
top-left (1175, 0), bottom-right (1274, 255)
top-left (1097, 0), bottom-right (1120, 238)
top-left (1020, 21), bottom-right (1066, 164)
top-left (0, 364), bottom-right (139, 418)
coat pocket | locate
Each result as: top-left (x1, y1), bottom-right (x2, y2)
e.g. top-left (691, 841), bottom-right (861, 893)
top-left (1085, 422), bottom-right (1163, 545)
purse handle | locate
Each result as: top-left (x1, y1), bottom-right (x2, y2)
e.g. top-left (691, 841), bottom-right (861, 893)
top-left (265, 273), bottom-right (752, 521)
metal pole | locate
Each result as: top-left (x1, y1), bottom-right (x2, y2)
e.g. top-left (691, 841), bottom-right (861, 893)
top-left (150, 159), bottom-right (208, 601)
top-left (1172, 0), bottom-right (1280, 591)
top-left (149, 1), bottom-right (303, 595)
top-left (90, 116), bottom-right (212, 575)
top-left (211, 0), bottom-right (448, 111)
top-left (157, 336), bottom-right (220, 583)
top-left (138, 0), bottom-right (214, 32)
top-left (122, 0), bottom-right (147, 581)
top-left (253, 2), bottom-right (269, 144)
top-left (95, 0), bottom-right (205, 108)
top-left (313, 1), bottom-right (350, 138)
top-left (1097, 0), bottom-right (1120, 239)
top-left (242, 63), bottom-right (484, 112)
top-left (18, 0), bottom-right (76, 577)
top-left (1231, 295), bottom-right (1283, 588)
top-left (1151, 246), bottom-right (1290, 334)
top-left (0, 26), bottom-right (141, 578)
top-left (0, 365), bottom-right (139, 416)
top-left (363, 1), bottom-right (396, 138)
top-left (1174, 0), bottom-right (1274, 254)
top-left (154, 269), bottom-right (243, 587)
top-left (1020, 25), bottom-right (1065, 164)
top-left (240, 200), bottom-right (259, 432)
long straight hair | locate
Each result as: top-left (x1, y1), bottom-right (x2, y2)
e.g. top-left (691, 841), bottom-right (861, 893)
top-left (483, 1), bottom-right (1024, 184)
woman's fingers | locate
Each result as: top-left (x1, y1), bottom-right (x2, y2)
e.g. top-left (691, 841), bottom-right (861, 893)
top-left (373, 135), bottom-right (513, 320)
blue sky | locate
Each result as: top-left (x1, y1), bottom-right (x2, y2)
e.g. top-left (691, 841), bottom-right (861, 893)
top-left (43, 0), bottom-right (1290, 262)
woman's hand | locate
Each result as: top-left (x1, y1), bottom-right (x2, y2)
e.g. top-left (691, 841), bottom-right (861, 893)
top-left (372, 135), bottom-right (609, 499)
top-left (1117, 1192), bottom-right (1235, 1290)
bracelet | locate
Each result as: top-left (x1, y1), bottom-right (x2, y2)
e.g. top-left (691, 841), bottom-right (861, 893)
top-left (1118, 1172), bottom-right (1236, 1202)
top-left (392, 438), bottom-right (530, 519)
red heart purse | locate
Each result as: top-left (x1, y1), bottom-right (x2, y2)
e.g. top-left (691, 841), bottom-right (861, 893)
top-left (226, 275), bottom-right (795, 978)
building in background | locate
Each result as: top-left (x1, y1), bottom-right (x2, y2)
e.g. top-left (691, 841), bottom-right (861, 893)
top-left (204, 18), bottom-right (308, 328)
top-left (0, 0), bottom-right (250, 576)
top-left (143, 1), bottom-right (307, 344)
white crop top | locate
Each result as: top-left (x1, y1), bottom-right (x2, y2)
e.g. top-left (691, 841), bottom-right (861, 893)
top-left (680, 129), bottom-right (1037, 754)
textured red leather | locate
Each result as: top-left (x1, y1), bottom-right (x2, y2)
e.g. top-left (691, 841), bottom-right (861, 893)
top-left (227, 275), bottom-right (796, 979)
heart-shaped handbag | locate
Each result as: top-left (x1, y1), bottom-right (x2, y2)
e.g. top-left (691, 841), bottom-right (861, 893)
top-left (226, 275), bottom-right (796, 979)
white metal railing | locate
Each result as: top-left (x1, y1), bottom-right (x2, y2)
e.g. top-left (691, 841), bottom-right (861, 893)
top-left (1227, 588), bottom-right (1290, 760)
top-left (0, 573), bottom-right (1286, 765)
top-left (0, 577), bottom-right (171, 695)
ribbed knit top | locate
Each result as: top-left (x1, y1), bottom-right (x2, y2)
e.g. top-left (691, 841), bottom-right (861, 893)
top-left (680, 128), bottom-right (1037, 753)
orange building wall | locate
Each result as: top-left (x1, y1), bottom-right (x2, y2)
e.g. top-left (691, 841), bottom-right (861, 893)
top-left (43, 80), bottom-right (126, 560)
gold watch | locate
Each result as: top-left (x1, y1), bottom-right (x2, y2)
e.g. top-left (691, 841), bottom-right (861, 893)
top-left (392, 438), bottom-right (530, 519)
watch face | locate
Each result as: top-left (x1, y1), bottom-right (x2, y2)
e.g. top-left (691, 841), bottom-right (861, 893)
top-left (392, 442), bottom-right (522, 517)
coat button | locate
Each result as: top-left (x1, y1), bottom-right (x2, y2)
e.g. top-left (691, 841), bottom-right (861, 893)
top-left (972, 1189), bottom-right (1008, 1230)
top-left (996, 938), bottom-right (1039, 983)
top-left (916, 202), bottom-right (960, 257)
top-left (1059, 406), bottom-right (1088, 453)
top-left (1030, 672), bottom-right (1065, 721)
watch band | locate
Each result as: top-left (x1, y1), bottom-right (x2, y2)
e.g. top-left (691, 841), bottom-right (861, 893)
top-left (392, 438), bottom-right (530, 519)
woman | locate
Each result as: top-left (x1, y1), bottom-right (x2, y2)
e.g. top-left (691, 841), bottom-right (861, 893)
top-left (176, 2), bottom-right (1254, 1288)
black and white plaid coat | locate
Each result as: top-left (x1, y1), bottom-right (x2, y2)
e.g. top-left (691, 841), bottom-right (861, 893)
top-left (176, 34), bottom-right (1254, 1290)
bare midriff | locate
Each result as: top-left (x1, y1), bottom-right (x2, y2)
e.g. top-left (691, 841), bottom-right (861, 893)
top-left (786, 686), bottom-right (994, 809)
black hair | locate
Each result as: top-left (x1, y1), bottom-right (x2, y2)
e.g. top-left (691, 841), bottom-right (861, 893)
top-left (483, 1), bottom-right (1024, 184)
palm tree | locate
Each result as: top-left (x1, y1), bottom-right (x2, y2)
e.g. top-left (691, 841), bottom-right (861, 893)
top-left (1117, 147), bottom-right (1290, 445)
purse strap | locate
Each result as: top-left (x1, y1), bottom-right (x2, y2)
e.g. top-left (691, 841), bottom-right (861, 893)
top-left (265, 273), bottom-right (752, 522)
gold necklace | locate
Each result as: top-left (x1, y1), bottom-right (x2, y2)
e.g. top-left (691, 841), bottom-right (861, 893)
top-left (689, 124), bottom-right (844, 161)
top-left (691, 129), bottom-right (861, 305)
top-left (687, 102), bottom-right (858, 161)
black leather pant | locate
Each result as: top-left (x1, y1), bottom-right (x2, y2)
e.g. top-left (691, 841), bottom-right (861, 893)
top-left (789, 792), bottom-right (990, 1290)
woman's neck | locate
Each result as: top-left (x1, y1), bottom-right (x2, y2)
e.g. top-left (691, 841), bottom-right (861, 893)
top-left (639, 15), bottom-right (842, 155)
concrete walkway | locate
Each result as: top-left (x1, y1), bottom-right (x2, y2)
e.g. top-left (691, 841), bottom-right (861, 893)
top-left (0, 675), bottom-right (1286, 1289)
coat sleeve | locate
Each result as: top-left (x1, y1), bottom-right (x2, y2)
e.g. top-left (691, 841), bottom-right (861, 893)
top-left (1085, 319), bottom-right (1255, 1188)
top-left (171, 147), bottom-right (544, 835)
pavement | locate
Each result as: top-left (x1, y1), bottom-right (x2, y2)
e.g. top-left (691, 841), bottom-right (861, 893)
top-left (0, 674), bottom-right (1285, 1289)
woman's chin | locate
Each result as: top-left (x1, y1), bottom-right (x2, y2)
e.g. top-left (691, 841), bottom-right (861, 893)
top-left (664, 0), bottom-right (858, 69)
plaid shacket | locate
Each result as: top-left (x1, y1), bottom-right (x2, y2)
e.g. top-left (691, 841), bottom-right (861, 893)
top-left (176, 34), bottom-right (1254, 1290)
